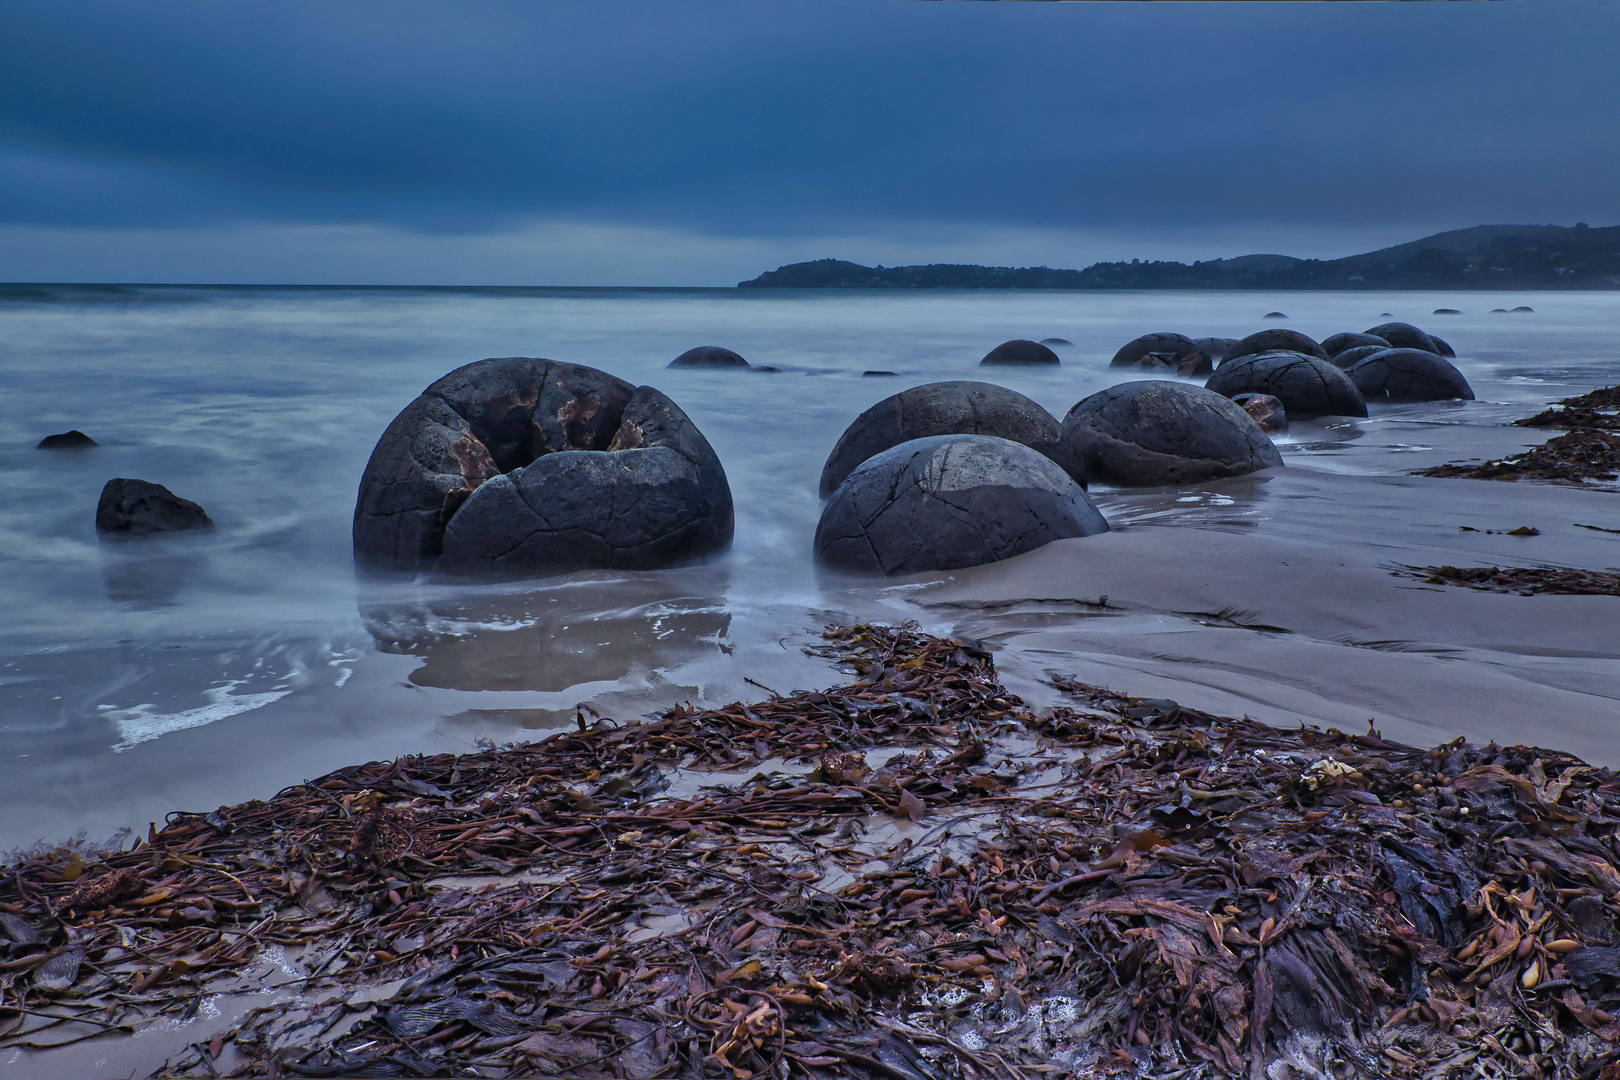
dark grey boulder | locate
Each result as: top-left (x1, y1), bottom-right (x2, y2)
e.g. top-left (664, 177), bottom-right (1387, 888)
top-left (1490, 309), bottom-right (1508, 314)
top-left (818, 380), bottom-right (1080, 497)
top-left (1512, 306), bottom-right (1534, 312)
top-left (1222, 329), bottom-right (1330, 366)
top-left (980, 339), bottom-right (1060, 366)
top-left (1429, 335), bottom-right (1456, 358)
top-left (1328, 344), bottom-right (1389, 370)
top-left (1231, 393), bottom-right (1288, 434)
top-left (1320, 332), bottom-right (1391, 358)
top-left (1345, 348), bottom-right (1475, 404)
top-left (1433, 308), bottom-right (1461, 315)
top-left (355, 357), bottom-right (732, 575)
top-left (814, 435), bottom-right (1108, 576)
top-left (669, 346), bottom-right (749, 369)
top-left (863, 370), bottom-right (897, 377)
top-left (1062, 381), bottom-right (1282, 486)
top-left (1364, 321), bottom-right (1439, 354)
top-left (1193, 337), bottom-right (1239, 363)
top-left (1108, 333), bottom-right (1213, 377)
top-left (1039, 338), bottom-right (1073, 346)
top-left (1205, 352), bottom-right (1368, 421)
top-left (97, 478), bottom-right (212, 535)
top-left (1264, 312), bottom-right (1288, 320)
top-left (37, 430), bottom-right (97, 449)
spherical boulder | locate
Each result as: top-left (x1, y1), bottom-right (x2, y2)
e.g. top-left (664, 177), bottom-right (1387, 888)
top-left (669, 346), bottom-right (749, 369)
top-left (1328, 344), bottom-right (1389, 370)
top-left (1364, 322), bottom-right (1439, 354)
top-left (1062, 381), bottom-right (1282, 486)
top-left (1231, 393), bottom-right (1288, 434)
top-left (1221, 329), bottom-right (1330, 366)
top-left (1429, 335), bottom-right (1456, 358)
top-left (1193, 337), bottom-right (1239, 363)
top-left (815, 435), bottom-right (1108, 576)
top-left (1320, 332), bottom-right (1391, 358)
top-left (354, 357), bottom-right (733, 575)
top-left (1345, 348), bottom-right (1475, 404)
top-left (980, 339), bottom-right (1060, 366)
top-left (1108, 333), bottom-right (1213, 377)
top-left (97, 478), bottom-right (213, 535)
top-left (1205, 352), bottom-right (1368, 421)
top-left (818, 381), bottom-right (1080, 497)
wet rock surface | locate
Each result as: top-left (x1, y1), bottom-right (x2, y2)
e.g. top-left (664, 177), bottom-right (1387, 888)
top-left (815, 434), bottom-right (1107, 575)
top-left (1320, 331), bottom-right (1391, 358)
top-left (1328, 344), bottom-right (1389, 370)
top-left (1347, 347), bottom-right (1475, 403)
top-left (979, 339), bottom-right (1060, 366)
top-left (96, 478), bottom-right (213, 535)
top-left (355, 357), bottom-right (732, 575)
top-left (818, 380), bottom-right (1082, 497)
top-left (1062, 380), bottom-right (1283, 486)
top-left (1108, 332), bottom-right (1213, 377)
top-left (36, 430), bottom-right (97, 449)
top-left (1430, 334), bottom-right (1456, 357)
top-left (668, 345), bottom-right (750, 369)
top-left (1231, 392), bottom-right (1288, 434)
top-left (1365, 321), bottom-right (1440, 354)
top-left (1221, 328), bottom-right (1330, 365)
top-left (1205, 351), bottom-right (1369, 420)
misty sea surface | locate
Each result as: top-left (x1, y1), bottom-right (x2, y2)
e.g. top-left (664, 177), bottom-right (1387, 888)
top-left (2, 284), bottom-right (1618, 851)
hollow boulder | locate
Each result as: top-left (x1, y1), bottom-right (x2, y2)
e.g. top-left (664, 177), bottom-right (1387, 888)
top-left (1221, 329), bottom-right (1330, 366)
top-left (1062, 381), bottom-right (1282, 486)
top-left (354, 357), bottom-right (733, 575)
top-left (1108, 333), bottom-right (1213, 377)
top-left (1345, 348), bottom-right (1475, 404)
top-left (97, 478), bottom-right (213, 535)
top-left (815, 435), bottom-right (1108, 576)
top-left (1231, 393), bottom-right (1288, 435)
top-left (669, 346), bottom-right (749, 369)
top-left (1204, 352), bottom-right (1368, 421)
top-left (980, 339), bottom-right (1060, 366)
top-left (818, 381), bottom-right (1081, 497)
top-left (1364, 322), bottom-right (1439, 354)
top-left (1320, 332), bottom-right (1391, 358)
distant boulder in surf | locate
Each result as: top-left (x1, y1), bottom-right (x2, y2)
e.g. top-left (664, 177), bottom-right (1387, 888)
top-left (980, 339), bottom-right (1060, 366)
top-left (1320, 332), bottom-right (1391, 358)
top-left (1061, 381), bottom-right (1282, 486)
top-left (1433, 308), bottom-right (1462, 315)
top-left (1491, 308), bottom-right (1508, 314)
top-left (1221, 329), bottom-right (1330, 366)
top-left (96, 478), bottom-right (212, 536)
top-left (1263, 312), bottom-right (1288, 320)
top-left (37, 430), bottom-right (98, 449)
top-left (1364, 321), bottom-right (1440, 354)
top-left (1512, 305), bottom-right (1534, 312)
top-left (1345, 348), bottom-right (1475, 403)
top-left (1193, 337), bottom-right (1239, 363)
top-left (1205, 351), bottom-right (1368, 421)
top-left (354, 357), bottom-right (733, 576)
top-left (862, 370), bottom-right (897, 377)
top-left (818, 380), bottom-right (1081, 497)
top-left (1231, 393), bottom-right (1288, 434)
top-left (1039, 338), bottom-right (1073, 346)
top-left (1108, 333), bottom-right (1213, 378)
top-left (1429, 335), bottom-right (1456, 357)
top-left (669, 345), bottom-right (750, 369)
top-left (1328, 344), bottom-right (1390, 370)
top-left (815, 435), bottom-right (1108, 575)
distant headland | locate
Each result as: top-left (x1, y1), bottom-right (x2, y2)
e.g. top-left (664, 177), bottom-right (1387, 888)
top-left (738, 223), bottom-right (1620, 290)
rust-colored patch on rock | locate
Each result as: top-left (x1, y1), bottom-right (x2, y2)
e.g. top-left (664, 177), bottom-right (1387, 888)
top-left (607, 419), bottom-right (644, 452)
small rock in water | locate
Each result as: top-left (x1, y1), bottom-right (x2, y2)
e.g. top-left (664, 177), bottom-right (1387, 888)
top-left (1433, 308), bottom-right (1461, 315)
top-left (37, 430), bottom-right (98, 449)
top-left (1231, 393), bottom-right (1288, 434)
top-left (1039, 338), bottom-right (1073, 346)
top-left (1263, 312), bottom-right (1288, 319)
top-left (1512, 305), bottom-right (1535, 313)
top-left (96, 478), bottom-right (213, 535)
top-left (751, 365), bottom-right (782, 373)
top-left (980, 339), bottom-right (1061, 366)
top-left (1490, 308), bottom-right (1508, 313)
top-left (862, 370), bottom-right (897, 377)
top-left (669, 345), bottom-right (749, 369)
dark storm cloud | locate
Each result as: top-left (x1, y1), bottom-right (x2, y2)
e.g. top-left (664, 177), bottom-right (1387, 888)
top-left (1, 0), bottom-right (1616, 248)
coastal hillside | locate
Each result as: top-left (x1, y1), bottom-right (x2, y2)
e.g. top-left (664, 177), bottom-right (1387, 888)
top-left (739, 222), bottom-right (1620, 290)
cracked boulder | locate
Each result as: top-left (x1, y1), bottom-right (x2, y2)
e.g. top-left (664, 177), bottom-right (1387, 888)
top-left (979, 339), bottom-right (1060, 366)
top-left (1364, 321), bottom-right (1440, 355)
top-left (354, 357), bottom-right (733, 575)
top-left (818, 380), bottom-right (1083, 498)
top-left (1320, 332), bottom-right (1391, 359)
top-left (1327, 344), bottom-right (1389, 370)
top-left (1062, 381), bottom-right (1283, 486)
top-left (1205, 351), bottom-right (1368, 421)
top-left (1220, 329), bottom-right (1330, 366)
top-left (1345, 348), bottom-right (1475, 404)
top-left (814, 434), bottom-right (1108, 576)
top-left (1108, 333), bottom-right (1213, 377)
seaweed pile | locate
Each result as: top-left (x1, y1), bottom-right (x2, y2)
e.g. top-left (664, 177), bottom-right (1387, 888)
top-left (7, 625), bottom-right (1620, 1077)
top-left (1394, 564), bottom-right (1620, 597)
top-left (1419, 429), bottom-right (1620, 484)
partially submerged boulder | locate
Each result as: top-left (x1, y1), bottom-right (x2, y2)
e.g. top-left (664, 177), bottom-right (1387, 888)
top-left (1345, 348), bottom-right (1475, 403)
top-left (815, 435), bottom-right (1107, 575)
top-left (1320, 332), bottom-right (1391, 358)
top-left (1108, 333), bottom-right (1213, 377)
top-left (1221, 329), bottom-right (1330, 366)
top-left (37, 430), bottom-right (97, 449)
top-left (1062, 381), bottom-right (1282, 486)
top-left (1429, 335), bottom-right (1456, 358)
top-left (668, 346), bottom-right (749, 369)
top-left (818, 381), bottom-right (1080, 497)
top-left (1192, 337), bottom-right (1239, 364)
top-left (1328, 344), bottom-right (1390, 371)
top-left (354, 357), bottom-right (733, 575)
top-left (1231, 393), bottom-right (1288, 434)
top-left (980, 339), bottom-right (1060, 366)
top-left (1364, 321), bottom-right (1439, 354)
top-left (97, 478), bottom-right (212, 535)
top-left (1039, 338), bottom-right (1073, 347)
top-left (1205, 352), bottom-right (1368, 421)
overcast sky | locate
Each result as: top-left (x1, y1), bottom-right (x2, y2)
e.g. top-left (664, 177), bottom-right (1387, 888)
top-left (2, 0), bottom-right (1615, 285)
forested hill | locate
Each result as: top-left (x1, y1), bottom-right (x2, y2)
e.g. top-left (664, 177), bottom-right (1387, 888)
top-left (738, 223), bottom-right (1620, 290)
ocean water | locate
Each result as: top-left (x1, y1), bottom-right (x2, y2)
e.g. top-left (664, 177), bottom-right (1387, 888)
top-left (2, 284), bottom-right (1617, 850)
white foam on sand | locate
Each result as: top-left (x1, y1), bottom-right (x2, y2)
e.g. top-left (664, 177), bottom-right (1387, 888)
top-left (105, 680), bottom-right (296, 752)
